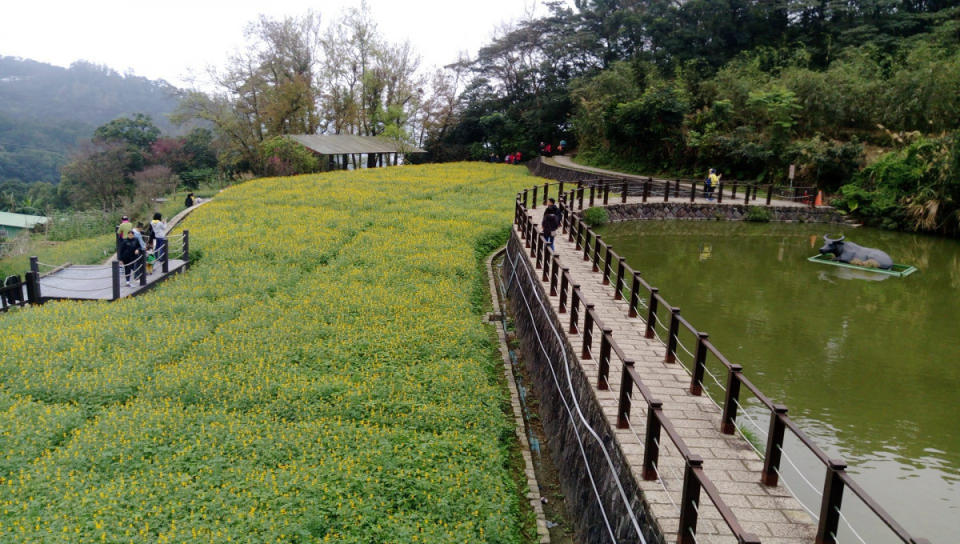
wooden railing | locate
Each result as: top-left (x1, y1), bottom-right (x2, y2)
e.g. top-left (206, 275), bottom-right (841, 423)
top-left (0, 272), bottom-right (39, 312)
top-left (514, 183), bottom-right (930, 544)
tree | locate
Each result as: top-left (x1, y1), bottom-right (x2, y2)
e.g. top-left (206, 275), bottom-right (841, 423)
top-left (59, 142), bottom-right (130, 211)
top-left (93, 113), bottom-right (161, 173)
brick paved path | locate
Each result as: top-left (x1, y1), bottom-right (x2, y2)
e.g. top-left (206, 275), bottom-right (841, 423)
top-left (515, 205), bottom-right (818, 543)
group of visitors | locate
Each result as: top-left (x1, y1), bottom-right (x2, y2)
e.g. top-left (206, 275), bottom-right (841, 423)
top-left (115, 212), bottom-right (168, 287)
top-left (539, 140), bottom-right (566, 157)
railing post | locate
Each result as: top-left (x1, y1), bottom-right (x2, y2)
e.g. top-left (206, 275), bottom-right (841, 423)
top-left (762, 404), bottom-right (789, 486)
top-left (603, 182), bottom-right (610, 205)
top-left (530, 221), bottom-right (538, 257)
top-left (592, 236), bottom-right (602, 272)
top-left (558, 181), bottom-right (564, 199)
top-left (532, 186), bottom-right (538, 209)
top-left (602, 245), bottom-right (613, 283)
top-left (674, 179), bottom-right (680, 196)
top-left (621, 180), bottom-right (628, 203)
top-left (543, 182), bottom-right (549, 205)
top-left (589, 185), bottom-right (595, 207)
top-left (617, 361), bottom-right (635, 428)
top-left (614, 257), bottom-right (625, 299)
top-left (574, 216), bottom-right (582, 247)
top-left (559, 269), bottom-right (570, 312)
top-left (577, 185), bottom-right (584, 209)
top-left (183, 230), bottom-right (190, 262)
top-left (732, 182), bottom-right (738, 199)
top-left (598, 328), bottom-right (612, 389)
top-left (766, 185), bottom-right (773, 205)
top-left (721, 364), bottom-right (743, 434)
top-left (690, 181), bottom-right (696, 202)
top-left (549, 256), bottom-right (559, 294)
top-left (523, 189), bottom-right (529, 209)
top-left (643, 401), bottom-right (663, 480)
top-left (112, 260), bottom-right (121, 301)
top-left (570, 287), bottom-right (581, 333)
top-left (642, 180), bottom-right (650, 202)
top-left (582, 305), bottom-right (595, 359)
top-left (629, 275), bottom-right (640, 317)
top-left (29, 256), bottom-right (39, 276)
top-left (717, 183), bottom-right (724, 203)
top-left (665, 307), bottom-right (681, 363)
top-left (645, 289), bottom-right (659, 339)
top-left (583, 230), bottom-right (592, 262)
top-left (690, 332), bottom-right (709, 395)
top-left (24, 271), bottom-right (40, 305)
top-left (678, 455), bottom-right (704, 544)
top-left (524, 216), bottom-right (532, 248)
top-left (745, 185), bottom-right (751, 205)
top-left (816, 459), bottom-right (848, 544)
top-left (663, 179), bottom-right (670, 202)
top-left (139, 253), bottom-right (147, 286)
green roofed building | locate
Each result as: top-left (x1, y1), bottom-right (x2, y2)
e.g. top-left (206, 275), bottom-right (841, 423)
top-left (0, 211), bottom-right (49, 239)
top-left (287, 134), bottom-right (425, 171)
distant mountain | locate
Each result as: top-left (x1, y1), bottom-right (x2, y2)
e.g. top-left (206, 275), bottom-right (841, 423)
top-left (0, 56), bottom-right (182, 184)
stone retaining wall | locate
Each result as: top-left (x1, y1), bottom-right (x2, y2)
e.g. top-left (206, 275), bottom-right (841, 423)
top-left (603, 202), bottom-right (846, 224)
top-left (503, 232), bottom-right (662, 544)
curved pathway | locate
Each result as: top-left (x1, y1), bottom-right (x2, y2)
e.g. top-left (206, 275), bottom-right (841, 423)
top-left (515, 205), bottom-right (817, 543)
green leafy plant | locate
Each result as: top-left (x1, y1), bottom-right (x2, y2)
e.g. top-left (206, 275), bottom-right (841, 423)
top-left (582, 207), bottom-right (609, 227)
top-left (745, 206), bottom-right (771, 222)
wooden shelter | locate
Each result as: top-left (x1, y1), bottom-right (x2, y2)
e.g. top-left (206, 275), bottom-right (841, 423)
top-left (287, 134), bottom-right (425, 171)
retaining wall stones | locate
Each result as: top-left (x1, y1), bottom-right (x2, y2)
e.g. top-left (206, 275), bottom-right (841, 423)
top-left (602, 202), bottom-right (846, 224)
top-left (503, 232), bottom-right (661, 544)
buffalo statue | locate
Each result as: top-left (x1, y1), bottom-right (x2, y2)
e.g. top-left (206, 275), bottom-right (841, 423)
top-left (819, 235), bottom-right (893, 269)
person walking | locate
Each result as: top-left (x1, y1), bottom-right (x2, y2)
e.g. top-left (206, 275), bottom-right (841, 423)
top-left (117, 230), bottom-right (142, 287)
top-left (184, 192), bottom-right (195, 207)
top-left (541, 198), bottom-right (562, 250)
top-left (150, 212), bottom-right (168, 269)
top-left (705, 168), bottom-right (721, 201)
top-left (116, 215), bottom-right (133, 253)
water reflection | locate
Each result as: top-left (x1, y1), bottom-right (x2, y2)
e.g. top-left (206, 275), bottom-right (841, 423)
top-left (598, 220), bottom-right (960, 542)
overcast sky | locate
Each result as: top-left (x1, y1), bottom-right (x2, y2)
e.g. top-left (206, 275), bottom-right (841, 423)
top-left (1, 0), bottom-right (554, 88)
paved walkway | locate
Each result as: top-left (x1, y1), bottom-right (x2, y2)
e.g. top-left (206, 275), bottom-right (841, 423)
top-left (36, 259), bottom-right (188, 300)
top-left (516, 205), bottom-right (818, 543)
top-left (539, 156), bottom-right (810, 209)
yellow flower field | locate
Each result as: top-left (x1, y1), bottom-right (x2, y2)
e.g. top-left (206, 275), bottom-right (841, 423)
top-left (0, 163), bottom-right (535, 543)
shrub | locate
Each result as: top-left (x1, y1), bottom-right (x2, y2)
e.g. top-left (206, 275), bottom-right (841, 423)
top-left (745, 206), bottom-right (771, 222)
top-left (582, 206), bottom-right (609, 226)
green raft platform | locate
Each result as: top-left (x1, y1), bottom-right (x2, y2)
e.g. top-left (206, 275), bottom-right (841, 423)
top-left (808, 254), bottom-right (918, 277)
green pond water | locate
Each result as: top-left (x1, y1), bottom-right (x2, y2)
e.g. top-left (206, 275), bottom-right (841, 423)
top-left (596, 220), bottom-right (959, 543)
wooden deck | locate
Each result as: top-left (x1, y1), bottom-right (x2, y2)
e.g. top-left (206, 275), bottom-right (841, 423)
top-left (34, 260), bottom-right (188, 301)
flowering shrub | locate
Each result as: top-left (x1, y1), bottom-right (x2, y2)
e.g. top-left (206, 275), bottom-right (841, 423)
top-left (0, 163), bottom-right (535, 542)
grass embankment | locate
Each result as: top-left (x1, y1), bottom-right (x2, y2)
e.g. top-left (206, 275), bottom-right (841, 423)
top-left (0, 163), bottom-right (536, 542)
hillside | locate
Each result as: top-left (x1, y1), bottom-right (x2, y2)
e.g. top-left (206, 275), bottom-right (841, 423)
top-left (0, 57), bottom-right (181, 184)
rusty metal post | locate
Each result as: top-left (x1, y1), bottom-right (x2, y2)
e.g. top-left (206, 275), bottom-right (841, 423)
top-left (559, 269), bottom-right (569, 312)
top-left (570, 287), bottom-right (581, 334)
top-left (617, 360), bottom-right (635, 428)
top-left (762, 405), bottom-right (789, 486)
top-left (643, 401), bottom-right (663, 480)
top-left (690, 332), bottom-right (709, 396)
top-left (645, 289), bottom-right (659, 339)
top-left (678, 456), bottom-right (704, 544)
top-left (582, 305), bottom-right (595, 359)
top-left (665, 307), bottom-right (681, 363)
top-left (721, 365), bottom-right (743, 434)
top-left (598, 328), bottom-right (612, 389)
top-left (614, 257), bottom-right (625, 300)
top-left (629, 274), bottom-right (640, 317)
top-left (816, 459), bottom-right (848, 544)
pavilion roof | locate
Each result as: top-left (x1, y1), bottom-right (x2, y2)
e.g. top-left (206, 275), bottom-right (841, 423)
top-left (287, 134), bottom-right (425, 155)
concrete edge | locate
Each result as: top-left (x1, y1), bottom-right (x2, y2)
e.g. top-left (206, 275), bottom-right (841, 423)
top-left (485, 246), bottom-right (551, 544)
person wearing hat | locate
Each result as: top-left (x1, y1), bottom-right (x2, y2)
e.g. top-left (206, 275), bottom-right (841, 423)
top-left (705, 169), bottom-right (720, 201)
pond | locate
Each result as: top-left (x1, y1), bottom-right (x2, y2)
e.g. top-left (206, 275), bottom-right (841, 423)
top-left (596, 219), bottom-right (959, 543)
